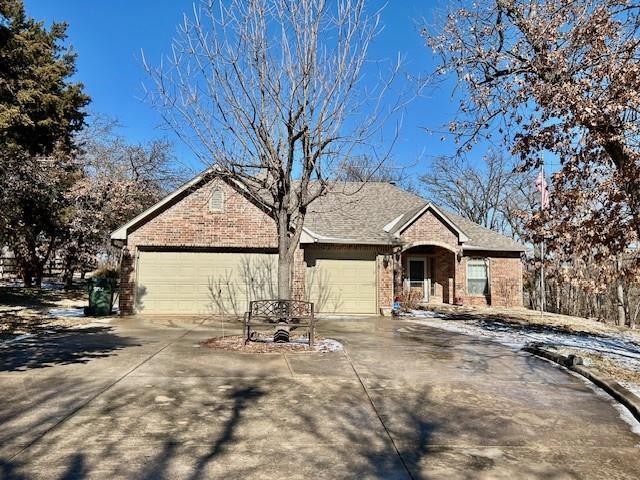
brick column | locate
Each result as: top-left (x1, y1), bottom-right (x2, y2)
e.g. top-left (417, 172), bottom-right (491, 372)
top-left (119, 247), bottom-right (136, 315)
top-left (454, 250), bottom-right (465, 304)
top-left (393, 250), bottom-right (404, 299)
top-left (377, 251), bottom-right (393, 313)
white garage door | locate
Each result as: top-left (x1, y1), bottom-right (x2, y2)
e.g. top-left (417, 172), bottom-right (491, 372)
top-left (136, 251), bottom-right (277, 315)
top-left (305, 250), bottom-right (377, 314)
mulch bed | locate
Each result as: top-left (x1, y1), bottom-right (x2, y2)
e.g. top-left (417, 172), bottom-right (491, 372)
top-left (200, 334), bottom-right (332, 353)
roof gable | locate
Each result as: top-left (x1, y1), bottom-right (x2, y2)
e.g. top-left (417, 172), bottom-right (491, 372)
top-left (111, 171), bottom-right (273, 242)
top-left (392, 203), bottom-right (469, 243)
top-left (111, 171), bottom-right (211, 241)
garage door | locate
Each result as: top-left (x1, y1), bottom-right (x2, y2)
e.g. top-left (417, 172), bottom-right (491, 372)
top-left (136, 251), bottom-right (277, 315)
top-left (305, 250), bottom-right (377, 314)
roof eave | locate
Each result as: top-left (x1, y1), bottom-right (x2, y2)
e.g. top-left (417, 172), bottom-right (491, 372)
top-left (463, 244), bottom-right (525, 253)
top-left (301, 227), bottom-right (400, 246)
top-left (312, 238), bottom-right (399, 246)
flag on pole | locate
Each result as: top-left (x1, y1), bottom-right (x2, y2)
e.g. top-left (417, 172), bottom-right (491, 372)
top-left (535, 171), bottom-right (550, 209)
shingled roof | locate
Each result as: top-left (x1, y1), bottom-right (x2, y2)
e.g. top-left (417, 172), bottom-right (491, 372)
top-left (112, 172), bottom-right (524, 252)
top-left (303, 182), bottom-right (524, 252)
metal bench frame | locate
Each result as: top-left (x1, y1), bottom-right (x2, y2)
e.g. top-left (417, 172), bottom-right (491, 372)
top-left (243, 299), bottom-right (315, 347)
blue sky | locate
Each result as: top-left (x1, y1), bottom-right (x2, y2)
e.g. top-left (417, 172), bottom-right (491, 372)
top-left (25, 1), bottom-right (468, 178)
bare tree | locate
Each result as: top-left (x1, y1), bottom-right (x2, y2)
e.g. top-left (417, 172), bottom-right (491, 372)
top-left (420, 151), bottom-right (535, 240)
top-left (142, 0), bottom-right (402, 299)
top-left (335, 155), bottom-right (417, 191)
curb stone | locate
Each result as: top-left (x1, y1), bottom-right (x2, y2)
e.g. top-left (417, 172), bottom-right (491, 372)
top-left (523, 344), bottom-right (640, 423)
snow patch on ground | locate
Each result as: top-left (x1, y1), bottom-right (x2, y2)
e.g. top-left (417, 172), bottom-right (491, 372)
top-left (317, 338), bottom-right (344, 352)
top-left (260, 335), bottom-right (344, 352)
top-left (399, 310), bottom-right (447, 319)
top-left (81, 317), bottom-right (116, 327)
top-left (406, 314), bottom-right (526, 349)
top-left (0, 332), bottom-right (34, 346)
top-left (620, 381), bottom-right (640, 399)
top-left (0, 280), bottom-right (65, 290)
top-left (48, 307), bottom-right (85, 318)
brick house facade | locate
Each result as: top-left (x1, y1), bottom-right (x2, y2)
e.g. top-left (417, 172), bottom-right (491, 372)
top-left (113, 173), bottom-right (524, 315)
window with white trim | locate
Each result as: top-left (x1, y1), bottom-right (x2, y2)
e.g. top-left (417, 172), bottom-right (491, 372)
top-left (209, 190), bottom-right (224, 212)
top-left (467, 258), bottom-right (489, 295)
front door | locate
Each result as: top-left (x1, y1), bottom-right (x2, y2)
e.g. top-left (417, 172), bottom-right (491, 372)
top-left (408, 258), bottom-right (427, 301)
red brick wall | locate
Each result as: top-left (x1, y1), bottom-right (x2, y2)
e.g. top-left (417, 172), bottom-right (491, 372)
top-left (435, 249), bottom-right (455, 304)
top-left (400, 210), bottom-right (459, 248)
top-left (454, 254), bottom-right (465, 304)
top-left (457, 253), bottom-right (523, 307)
top-left (120, 178), bottom-right (285, 314)
top-left (128, 178), bottom-right (278, 249)
top-left (400, 250), bottom-right (523, 308)
top-left (489, 257), bottom-right (523, 307)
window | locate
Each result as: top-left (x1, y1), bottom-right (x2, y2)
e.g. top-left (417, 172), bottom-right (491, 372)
top-left (467, 258), bottom-right (489, 295)
top-left (209, 190), bottom-right (224, 212)
top-left (408, 259), bottom-right (424, 290)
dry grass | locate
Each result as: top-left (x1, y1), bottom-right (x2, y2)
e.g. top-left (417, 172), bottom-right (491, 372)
top-left (398, 289), bottom-right (424, 311)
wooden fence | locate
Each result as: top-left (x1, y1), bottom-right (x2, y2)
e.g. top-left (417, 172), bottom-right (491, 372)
top-left (0, 257), bottom-right (64, 279)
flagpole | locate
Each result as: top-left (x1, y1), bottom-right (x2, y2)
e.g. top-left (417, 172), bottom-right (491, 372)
top-left (540, 163), bottom-right (545, 316)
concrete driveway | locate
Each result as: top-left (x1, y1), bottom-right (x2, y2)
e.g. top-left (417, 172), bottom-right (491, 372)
top-left (1, 315), bottom-right (639, 479)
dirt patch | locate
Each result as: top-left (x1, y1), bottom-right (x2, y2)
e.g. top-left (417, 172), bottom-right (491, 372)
top-left (0, 284), bottom-right (95, 341)
top-left (0, 284), bottom-right (87, 312)
top-left (201, 334), bottom-right (342, 353)
top-left (0, 312), bottom-right (98, 342)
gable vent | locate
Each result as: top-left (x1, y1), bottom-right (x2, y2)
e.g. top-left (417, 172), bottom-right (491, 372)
top-left (209, 190), bottom-right (225, 212)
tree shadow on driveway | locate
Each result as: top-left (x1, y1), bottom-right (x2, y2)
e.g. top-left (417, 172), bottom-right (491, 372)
top-left (0, 375), bottom-right (436, 479)
top-left (0, 326), bottom-right (141, 372)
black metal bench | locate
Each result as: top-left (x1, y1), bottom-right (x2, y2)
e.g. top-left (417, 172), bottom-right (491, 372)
top-left (243, 299), bottom-right (315, 346)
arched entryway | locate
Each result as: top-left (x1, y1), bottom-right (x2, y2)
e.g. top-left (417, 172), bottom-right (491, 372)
top-left (399, 243), bottom-right (457, 304)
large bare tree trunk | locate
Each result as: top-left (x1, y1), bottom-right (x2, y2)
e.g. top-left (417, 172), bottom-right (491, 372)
top-left (277, 210), bottom-right (293, 300)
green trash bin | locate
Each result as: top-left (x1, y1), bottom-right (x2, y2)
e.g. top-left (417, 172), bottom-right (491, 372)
top-left (85, 277), bottom-right (116, 316)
